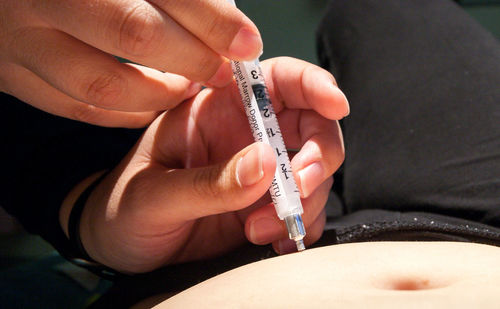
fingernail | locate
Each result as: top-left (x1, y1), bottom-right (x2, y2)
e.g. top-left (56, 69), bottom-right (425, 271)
top-left (297, 162), bottom-right (324, 198)
top-left (206, 61), bottom-right (233, 88)
top-left (278, 239), bottom-right (298, 254)
top-left (331, 85), bottom-right (349, 117)
top-left (228, 28), bottom-right (263, 60)
top-left (249, 217), bottom-right (280, 244)
top-left (236, 145), bottom-right (264, 187)
top-left (185, 82), bottom-right (201, 98)
top-left (337, 88), bottom-right (350, 116)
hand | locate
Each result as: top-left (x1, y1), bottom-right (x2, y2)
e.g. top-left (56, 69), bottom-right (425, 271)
top-left (0, 0), bottom-right (262, 127)
top-left (63, 57), bottom-right (349, 273)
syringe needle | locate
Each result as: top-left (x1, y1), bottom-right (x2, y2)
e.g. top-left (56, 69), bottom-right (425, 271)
top-left (285, 214), bottom-right (306, 251)
top-left (296, 240), bottom-right (306, 252)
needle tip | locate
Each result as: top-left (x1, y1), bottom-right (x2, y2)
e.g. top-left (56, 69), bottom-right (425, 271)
top-left (296, 239), bottom-right (306, 251)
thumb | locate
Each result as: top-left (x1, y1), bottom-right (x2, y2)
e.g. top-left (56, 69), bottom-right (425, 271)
top-left (141, 142), bottom-right (276, 223)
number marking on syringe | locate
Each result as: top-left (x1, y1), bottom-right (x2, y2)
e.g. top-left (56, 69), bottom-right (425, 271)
top-left (231, 58), bottom-right (303, 218)
top-left (251, 79), bottom-right (298, 188)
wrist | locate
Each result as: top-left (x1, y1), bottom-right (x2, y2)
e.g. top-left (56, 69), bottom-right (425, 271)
top-left (59, 170), bottom-right (122, 278)
top-left (60, 171), bottom-right (108, 237)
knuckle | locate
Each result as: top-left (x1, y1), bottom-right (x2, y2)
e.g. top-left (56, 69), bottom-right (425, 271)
top-left (84, 72), bottom-right (125, 108)
top-left (203, 15), bottom-right (229, 47)
top-left (193, 52), bottom-right (221, 82)
top-left (117, 3), bottom-right (161, 56)
top-left (192, 166), bottom-right (225, 200)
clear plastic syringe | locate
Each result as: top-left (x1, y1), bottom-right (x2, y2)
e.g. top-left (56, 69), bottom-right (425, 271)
top-left (227, 0), bottom-right (306, 252)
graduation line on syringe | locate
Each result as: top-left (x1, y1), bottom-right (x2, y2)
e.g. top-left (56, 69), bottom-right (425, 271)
top-left (230, 55), bottom-right (306, 252)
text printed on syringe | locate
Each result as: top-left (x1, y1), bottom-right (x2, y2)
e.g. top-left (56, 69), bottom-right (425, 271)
top-left (249, 68), bottom-right (295, 185)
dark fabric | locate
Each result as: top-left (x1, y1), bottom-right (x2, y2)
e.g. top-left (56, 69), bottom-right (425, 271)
top-left (0, 93), bottom-right (143, 262)
top-left (317, 0), bottom-right (500, 230)
top-left (321, 210), bottom-right (500, 245)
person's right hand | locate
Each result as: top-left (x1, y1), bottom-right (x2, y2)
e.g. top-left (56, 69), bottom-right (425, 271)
top-left (60, 57), bottom-right (348, 273)
top-left (0, 0), bottom-right (262, 127)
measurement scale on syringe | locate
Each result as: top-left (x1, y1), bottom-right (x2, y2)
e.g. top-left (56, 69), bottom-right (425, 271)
top-left (231, 59), bottom-right (307, 251)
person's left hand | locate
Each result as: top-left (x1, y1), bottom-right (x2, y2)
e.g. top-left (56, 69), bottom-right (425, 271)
top-left (70, 57), bottom-right (348, 273)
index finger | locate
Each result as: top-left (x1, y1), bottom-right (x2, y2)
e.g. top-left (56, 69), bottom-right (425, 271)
top-left (151, 0), bottom-right (262, 60)
top-left (31, 0), bottom-right (262, 83)
top-left (261, 57), bottom-right (350, 120)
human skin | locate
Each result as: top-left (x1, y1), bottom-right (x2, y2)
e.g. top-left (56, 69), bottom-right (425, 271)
top-left (59, 57), bottom-right (349, 273)
top-left (0, 0), bottom-right (262, 127)
top-left (158, 241), bottom-right (500, 309)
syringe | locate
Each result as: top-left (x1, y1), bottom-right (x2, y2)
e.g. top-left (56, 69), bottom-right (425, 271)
top-left (227, 0), bottom-right (306, 252)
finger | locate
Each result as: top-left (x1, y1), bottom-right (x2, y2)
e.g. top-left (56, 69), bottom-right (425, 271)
top-left (245, 176), bottom-right (333, 245)
top-left (272, 208), bottom-right (326, 254)
top-left (2, 63), bottom-right (158, 128)
top-left (124, 142), bottom-right (276, 225)
top-left (261, 57), bottom-right (350, 119)
top-left (32, 0), bottom-right (260, 84)
top-left (274, 108), bottom-right (344, 198)
top-left (151, 0), bottom-right (262, 60)
top-left (10, 28), bottom-right (200, 112)
top-left (293, 113), bottom-right (344, 198)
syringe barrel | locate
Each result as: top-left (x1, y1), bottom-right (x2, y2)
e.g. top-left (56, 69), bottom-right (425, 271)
top-left (231, 59), bottom-right (304, 220)
top-left (226, 0), bottom-right (306, 249)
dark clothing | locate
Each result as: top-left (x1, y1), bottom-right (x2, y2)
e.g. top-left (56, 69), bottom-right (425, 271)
top-left (0, 97), bottom-right (142, 260)
top-left (317, 0), bottom-right (500, 243)
top-left (1, 0), bottom-right (499, 306)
